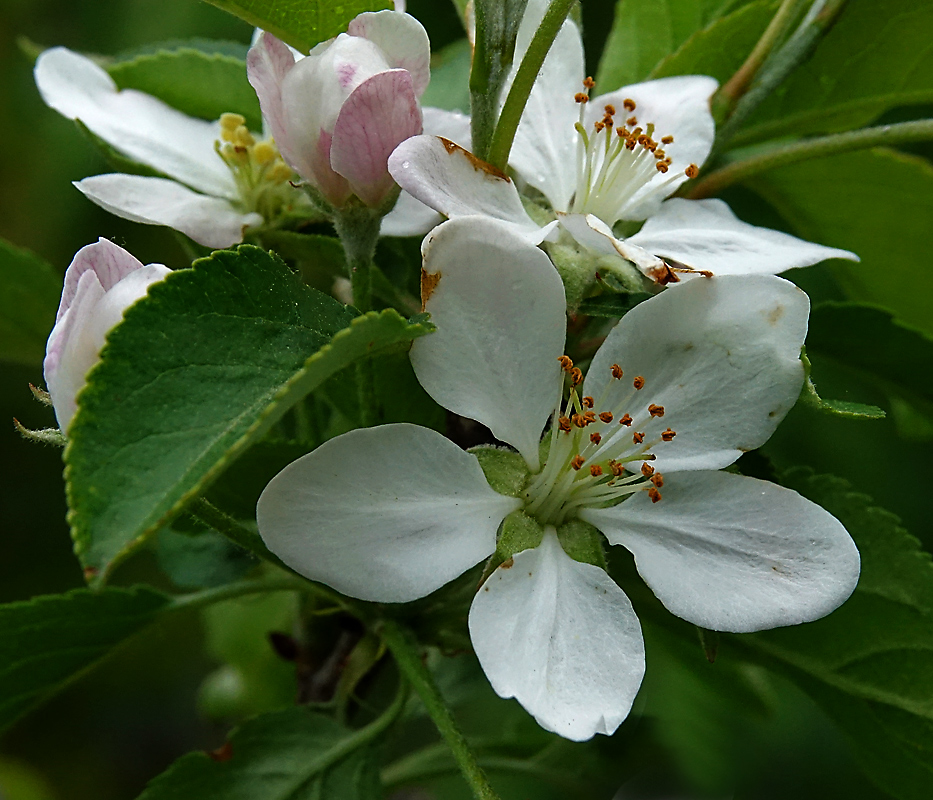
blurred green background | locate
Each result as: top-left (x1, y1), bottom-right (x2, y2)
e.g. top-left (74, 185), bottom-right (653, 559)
top-left (0, 2), bottom-right (926, 799)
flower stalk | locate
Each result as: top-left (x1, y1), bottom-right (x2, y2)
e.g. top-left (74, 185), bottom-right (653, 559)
top-left (380, 619), bottom-right (503, 800)
top-left (486, 0), bottom-right (576, 170)
top-left (686, 119), bottom-right (933, 198)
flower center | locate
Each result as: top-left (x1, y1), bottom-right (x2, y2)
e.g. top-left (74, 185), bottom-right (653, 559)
top-left (523, 355), bottom-right (677, 526)
top-left (569, 78), bottom-right (698, 225)
top-left (216, 112), bottom-right (295, 220)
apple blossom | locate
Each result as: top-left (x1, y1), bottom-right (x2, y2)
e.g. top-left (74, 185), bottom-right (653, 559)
top-left (33, 47), bottom-right (303, 249)
top-left (247, 10), bottom-right (430, 209)
top-left (388, 0), bottom-right (856, 285)
top-left (256, 218), bottom-right (860, 741)
top-left (44, 239), bottom-right (169, 431)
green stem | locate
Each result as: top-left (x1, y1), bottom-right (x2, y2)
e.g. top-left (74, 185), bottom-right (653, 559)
top-left (332, 205), bottom-right (382, 426)
top-left (189, 497), bottom-right (286, 568)
top-left (712, 0), bottom-right (806, 123)
top-left (687, 119), bottom-right (933, 198)
top-left (380, 620), bottom-right (502, 800)
top-left (169, 575), bottom-right (306, 613)
top-left (715, 0), bottom-right (849, 149)
top-left (469, 0), bottom-right (497, 160)
top-left (486, 0), bottom-right (576, 170)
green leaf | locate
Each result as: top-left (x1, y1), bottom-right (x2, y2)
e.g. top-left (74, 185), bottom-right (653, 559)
top-left (595, 0), bottom-right (749, 90)
top-left (806, 302), bottom-right (933, 438)
top-left (745, 468), bottom-right (933, 799)
top-left (0, 239), bottom-right (61, 366)
top-left (65, 245), bottom-right (433, 584)
top-left (135, 707), bottom-right (380, 800)
top-left (421, 39), bottom-right (472, 113)
top-left (798, 347), bottom-right (885, 420)
top-left (738, 0), bottom-right (933, 143)
top-left (649, 0), bottom-right (778, 83)
top-left (108, 47), bottom-right (262, 131)
top-left (0, 587), bottom-right (170, 732)
top-left (750, 148), bottom-right (933, 337)
top-left (200, 0), bottom-right (391, 54)
top-left (156, 526), bottom-right (258, 590)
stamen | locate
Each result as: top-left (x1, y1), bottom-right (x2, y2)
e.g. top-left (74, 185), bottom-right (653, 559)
top-left (648, 487), bottom-right (662, 503)
top-left (685, 163), bottom-right (700, 179)
top-left (661, 135), bottom-right (674, 144)
top-left (570, 455), bottom-right (585, 470)
top-left (622, 99), bottom-right (636, 112)
top-left (575, 93), bottom-right (589, 104)
top-left (641, 463), bottom-right (655, 477)
top-left (590, 432), bottom-right (602, 445)
top-left (583, 76), bottom-right (596, 89)
top-left (558, 355), bottom-right (574, 372)
top-left (619, 414), bottom-right (633, 426)
top-left (558, 416), bottom-right (572, 432)
top-left (611, 364), bottom-right (624, 379)
top-left (570, 367), bottom-right (583, 386)
top-left (661, 428), bottom-right (677, 441)
top-left (651, 473), bottom-right (664, 487)
top-left (633, 431), bottom-right (645, 444)
top-left (633, 376), bottom-right (645, 390)
top-left (582, 396), bottom-right (594, 408)
top-left (589, 464), bottom-right (603, 477)
top-left (599, 411), bottom-right (614, 423)
top-left (610, 461), bottom-right (625, 477)
top-left (604, 104), bottom-right (616, 116)
top-left (572, 413), bottom-right (588, 428)
top-left (648, 403), bottom-right (665, 417)
top-left (626, 116), bottom-right (638, 127)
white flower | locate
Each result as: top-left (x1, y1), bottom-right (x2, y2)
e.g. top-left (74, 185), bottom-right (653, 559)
top-left (388, 0), bottom-right (856, 283)
top-left (256, 218), bottom-right (860, 741)
top-left (44, 239), bottom-right (169, 430)
top-left (248, 10), bottom-right (431, 209)
top-left (33, 48), bottom-right (297, 249)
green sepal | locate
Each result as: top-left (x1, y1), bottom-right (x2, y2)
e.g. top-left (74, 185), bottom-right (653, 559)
top-left (556, 518), bottom-right (607, 570)
top-left (495, 510), bottom-right (545, 564)
top-left (469, 445), bottom-right (530, 498)
top-left (798, 347), bottom-right (885, 420)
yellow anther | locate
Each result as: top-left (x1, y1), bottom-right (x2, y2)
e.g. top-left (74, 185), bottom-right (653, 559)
top-left (269, 160), bottom-right (294, 183)
top-left (220, 112), bottom-right (246, 131)
top-left (234, 126), bottom-right (256, 148)
top-left (252, 140), bottom-right (277, 164)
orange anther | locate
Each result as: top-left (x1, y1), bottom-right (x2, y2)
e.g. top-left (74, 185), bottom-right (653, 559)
top-left (572, 413), bottom-right (588, 428)
top-left (661, 428), bottom-right (676, 441)
top-left (570, 367), bottom-right (583, 386)
top-left (633, 431), bottom-right (645, 445)
top-left (651, 473), bottom-right (664, 487)
top-left (622, 98), bottom-right (636, 112)
top-left (648, 404), bottom-right (665, 417)
top-left (627, 117), bottom-right (638, 127)
top-left (633, 376), bottom-right (645, 390)
top-left (685, 163), bottom-right (700, 179)
top-left (583, 410), bottom-right (597, 424)
top-left (611, 364), bottom-right (624, 379)
top-left (599, 411), bottom-right (614, 423)
top-left (641, 463), bottom-right (655, 477)
top-left (558, 355), bottom-right (574, 372)
top-left (604, 104), bottom-right (616, 116)
top-left (609, 460), bottom-right (624, 477)
top-left (575, 93), bottom-right (589, 103)
top-left (648, 487), bottom-right (662, 503)
top-left (619, 413), bottom-right (633, 427)
top-left (661, 135), bottom-right (674, 144)
top-left (558, 416), bottom-right (572, 432)
top-left (570, 455), bottom-right (585, 470)
top-left (589, 464), bottom-right (603, 477)
top-left (590, 432), bottom-right (602, 445)
top-left (582, 396), bottom-right (594, 409)
top-left (583, 76), bottom-right (596, 89)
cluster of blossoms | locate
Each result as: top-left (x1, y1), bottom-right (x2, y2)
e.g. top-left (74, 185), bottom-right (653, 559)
top-left (35, 1), bottom-right (860, 743)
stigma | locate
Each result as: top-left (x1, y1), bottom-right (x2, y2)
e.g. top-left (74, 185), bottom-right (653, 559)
top-left (570, 80), bottom-right (698, 224)
top-left (522, 355), bottom-right (678, 525)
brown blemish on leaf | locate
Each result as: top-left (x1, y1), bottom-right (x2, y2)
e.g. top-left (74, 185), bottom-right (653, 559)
top-left (208, 741), bottom-right (233, 762)
top-left (83, 566), bottom-right (98, 582)
top-left (420, 269), bottom-right (441, 310)
top-left (438, 137), bottom-right (511, 181)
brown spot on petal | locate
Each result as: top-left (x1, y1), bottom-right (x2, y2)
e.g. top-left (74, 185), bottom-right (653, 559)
top-left (647, 262), bottom-right (680, 285)
top-left (500, 557), bottom-right (514, 569)
top-left (439, 137), bottom-right (510, 181)
top-left (421, 269), bottom-right (441, 309)
top-left (767, 304), bottom-right (785, 326)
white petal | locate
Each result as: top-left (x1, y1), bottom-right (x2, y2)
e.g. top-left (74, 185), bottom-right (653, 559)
top-left (506, 17), bottom-right (584, 212)
top-left (628, 198), bottom-right (859, 276)
top-left (256, 423), bottom-right (520, 603)
top-left (348, 10), bottom-right (432, 96)
top-left (583, 471), bottom-right (860, 633)
top-left (557, 212), bottom-right (669, 281)
top-left (583, 275), bottom-right (808, 473)
top-left (388, 135), bottom-right (550, 243)
top-left (247, 33), bottom-right (301, 170)
top-left (75, 174), bottom-right (262, 249)
top-left (35, 47), bottom-right (236, 198)
top-left (411, 218), bottom-right (567, 470)
top-left (381, 108), bottom-right (471, 237)
top-left (469, 528), bottom-right (645, 741)
top-left (45, 263), bottom-right (169, 430)
top-left (593, 76), bottom-right (717, 220)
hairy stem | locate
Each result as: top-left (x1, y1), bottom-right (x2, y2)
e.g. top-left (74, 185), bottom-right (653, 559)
top-left (486, 0), bottom-right (576, 170)
top-left (715, 0), bottom-right (849, 149)
top-left (170, 575), bottom-right (306, 612)
top-left (380, 620), bottom-right (502, 800)
top-left (687, 119), bottom-right (933, 198)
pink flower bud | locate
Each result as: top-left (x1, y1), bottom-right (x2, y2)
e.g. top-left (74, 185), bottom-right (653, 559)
top-left (43, 239), bottom-right (170, 431)
top-left (248, 11), bottom-right (429, 208)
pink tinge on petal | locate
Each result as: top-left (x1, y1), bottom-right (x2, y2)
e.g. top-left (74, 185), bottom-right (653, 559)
top-left (310, 128), bottom-right (353, 207)
top-left (57, 238), bottom-right (144, 322)
top-left (330, 69), bottom-right (422, 207)
top-left (247, 32), bottom-right (299, 166)
top-left (347, 10), bottom-right (431, 97)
